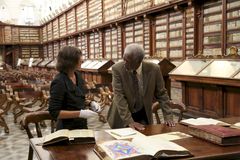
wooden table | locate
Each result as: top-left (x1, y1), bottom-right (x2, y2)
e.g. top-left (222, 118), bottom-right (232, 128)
top-left (30, 117), bottom-right (240, 160)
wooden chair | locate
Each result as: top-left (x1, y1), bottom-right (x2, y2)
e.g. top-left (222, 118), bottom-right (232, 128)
top-left (152, 100), bottom-right (187, 124)
top-left (21, 111), bottom-right (55, 160)
top-left (0, 93), bottom-right (12, 133)
top-left (13, 91), bottom-right (48, 123)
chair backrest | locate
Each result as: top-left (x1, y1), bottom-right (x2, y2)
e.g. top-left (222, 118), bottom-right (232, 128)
top-left (22, 111), bottom-right (55, 139)
top-left (16, 90), bottom-right (43, 100)
top-left (0, 93), bottom-right (12, 114)
top-left (152, 100), bottom-right (187, 124)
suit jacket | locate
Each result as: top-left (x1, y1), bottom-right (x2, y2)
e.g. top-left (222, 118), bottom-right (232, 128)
top-left (107, 61), bottom-right (173, 128)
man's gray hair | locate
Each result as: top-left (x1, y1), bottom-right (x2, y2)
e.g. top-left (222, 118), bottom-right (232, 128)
top-left (124, 43), bottom-right (145, 61)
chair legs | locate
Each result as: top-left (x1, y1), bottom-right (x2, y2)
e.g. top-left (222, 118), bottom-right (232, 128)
top-left (28, 145), bottom-right (33, 160)
top-left (0, 115), bottom-right (9, 133)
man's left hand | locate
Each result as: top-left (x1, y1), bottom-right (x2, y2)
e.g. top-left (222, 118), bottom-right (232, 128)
top-left (164, 120), bottom-right (175, 127)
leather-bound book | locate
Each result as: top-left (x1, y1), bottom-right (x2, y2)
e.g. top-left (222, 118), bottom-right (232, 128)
top-left (188, 124), bottom-right (240, 146)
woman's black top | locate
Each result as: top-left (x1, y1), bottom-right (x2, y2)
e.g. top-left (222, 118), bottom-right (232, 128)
top-left (48, 71), bottom-right (87, 130)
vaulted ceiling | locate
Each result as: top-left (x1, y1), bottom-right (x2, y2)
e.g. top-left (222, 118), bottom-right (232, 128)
top-left (0, 0), bottom-right (79, 26)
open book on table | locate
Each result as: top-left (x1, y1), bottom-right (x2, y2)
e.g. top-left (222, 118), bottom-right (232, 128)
top-left (180, 117), bottom-right (230, 126)
top-left (43, 129), bottom-right (95, 146)
top-left (94, 136), bottom-right (192, 160)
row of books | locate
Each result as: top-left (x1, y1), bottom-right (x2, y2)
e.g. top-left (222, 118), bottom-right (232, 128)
top-left (103, 0), bottom-right (122, 22)
top-left (47, 23), bottom-right (53, 41)
top-left (76, 1), bottom-right (87, 30)
top-left (88, 0), bottom-right (102, 27)
top-left (77, 35), bottom-right (88, 60)
top-left (21, 46), bottom-right (40, 58)
top-left (59, 14), bottom-right (67, 37)
top-left (53, 19), bottom-right (59, 39)
top-left (227, 10), bottom-right (240, 19)
top-left (203, 48), bottom-right (222, 55)
top-left (125, 0), bottom-right (151, 15)
top-left (67, 9), bottom-right (76, 34)
top-left (204, 35), bottom-right (221, 44)
top-left (42, 26), bottom-right (47, 42)
top-left (227, 0), bottom-right (240, 9)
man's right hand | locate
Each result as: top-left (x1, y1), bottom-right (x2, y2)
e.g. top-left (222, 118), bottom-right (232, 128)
top-left (128, 122), bottom-right (145, 131)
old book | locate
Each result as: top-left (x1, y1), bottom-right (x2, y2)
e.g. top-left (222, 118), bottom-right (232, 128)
top-left (180, 117), bottom-right (230, 126)
top-left (94, 136), bottom-right (192, 160)
top-left (188, 125), bottom-right (240, 146)
top-left (43, 129), bottom-right (95, 146)
top-left (230, 122), bottom-right (240, 129)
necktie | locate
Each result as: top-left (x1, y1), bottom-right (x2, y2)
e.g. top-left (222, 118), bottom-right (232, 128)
top-left (132, 70), bottom-right (142, 112)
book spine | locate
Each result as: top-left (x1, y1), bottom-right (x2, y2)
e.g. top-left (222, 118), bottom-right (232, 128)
top-left (188, 127), bottom-right (223, 145)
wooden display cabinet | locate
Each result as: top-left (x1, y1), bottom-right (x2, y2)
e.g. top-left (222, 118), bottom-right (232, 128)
top-left (46, 59), bottom-right (57, 70)
top-left (80, 59), bottom-right (114, 84)
top-left (37, 58), bottom-right (53, 70)
top-left (32, 58), bottom-right (43, 70)
top-left (144, 58), bottom-right (176, 98)
top-left (170, 59), bottom-right (240, 118)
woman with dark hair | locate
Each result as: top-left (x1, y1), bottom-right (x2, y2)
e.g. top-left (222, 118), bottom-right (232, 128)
top-left (48, 46), bottom-right (98, 130)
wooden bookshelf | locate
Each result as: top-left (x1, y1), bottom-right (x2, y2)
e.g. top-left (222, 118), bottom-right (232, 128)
top-left (21, 46), bottom-right (31, 58)
top-left (60, 39), bottom-right (67, 49)
top-left (124, 19), bottom-right (150, 56)
top-left (185, 7), bottom-right (195, 57)
top-left (77, 34), bottom-right (88, 60)
top-left (42, 26), bottom-right (47, 42)
top-left (88, 0), bottom-right (103, 27)
top-left (48, 43), bottom-right (53, 58)
top-left (143, 18), bottom-right (150, 56)
top-left (0, 26), bottom-right (3, 43)
top-left (104, 27), bottom-right (119, 59)
top-left (154, 0), bottom-right (167, 6)
top-left (124, 0), bottom-right (151, 15)
top-left (12, 27), bottom-right (19, 43)
top-left (226, 0), bottom-right (240, 55)
top-left (103, 0), bottom-right (122, 22)
top-left (47, 22), bottom-right (53, 41)
top-left (89, 31), bottom-right (103, 59)
top-left (59, 14), bottom-right (67, 37)
top-left (169, 11), bottom-right (183, 58)
top-left (53, 19), bottom-right (59, 39)
top-left (19, 27), bottom-right (40, 43)
top-left (67, 8), bottom-right (76, 34)
top-left (76, 1), bottom-right (88, 31)
top-left (155, 14), bottom-right (168, 58)
top-left (53, 41), bottom-right (60, 58)
top-left (4, 26), bottom-right (12, 43)
top-left (43, 45), bottom-right (48, 58)
top-left (31, 46), bottom-right (40, 58)
top-left (68, 37), bottom-right (76, 46)
top-left (202, 0), bottom-right (222, 56)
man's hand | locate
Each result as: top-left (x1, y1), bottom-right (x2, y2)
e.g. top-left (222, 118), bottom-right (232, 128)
top-left (129, 122), bottom-right (145, 131)
top-left (164, 120), bottom-right (175, 127)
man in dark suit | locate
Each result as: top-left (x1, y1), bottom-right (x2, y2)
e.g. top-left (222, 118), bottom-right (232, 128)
top-left (107, 43), bottom-right (175, 130)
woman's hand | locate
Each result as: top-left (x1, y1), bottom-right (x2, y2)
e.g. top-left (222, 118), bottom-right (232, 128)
top-left (79, 109), bottom-right (98, 119)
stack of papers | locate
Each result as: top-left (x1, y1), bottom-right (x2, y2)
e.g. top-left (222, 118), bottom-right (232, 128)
top-left (105, 128), bottom-right (145, 139)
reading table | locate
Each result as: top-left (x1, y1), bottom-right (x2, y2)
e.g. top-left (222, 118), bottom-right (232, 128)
top-left (30, 117), bottom-right (240, 160)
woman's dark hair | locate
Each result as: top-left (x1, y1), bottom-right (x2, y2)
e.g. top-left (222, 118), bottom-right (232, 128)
top-left (56, 46), bottom-right (82, 73)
